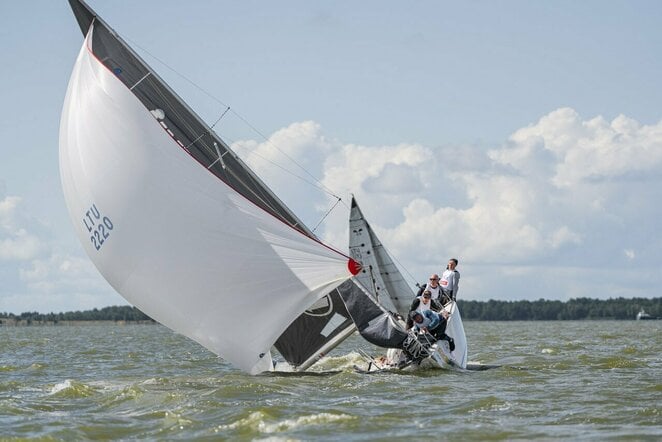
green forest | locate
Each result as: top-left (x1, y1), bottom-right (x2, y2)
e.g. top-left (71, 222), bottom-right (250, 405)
top-left (457, 297), bottom-right (661, 320)
top-left (0, 305), bottom-right (153, 325)
top-left (1, 297), bottom-right (660, 324)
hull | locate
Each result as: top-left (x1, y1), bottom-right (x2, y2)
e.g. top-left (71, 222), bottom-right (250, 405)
top-left (360, 300), bottom-right (468, 372)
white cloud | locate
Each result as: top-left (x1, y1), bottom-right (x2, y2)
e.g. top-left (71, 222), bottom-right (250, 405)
top-left (248, 107), bottom-right (661, 300)
top-left (505, 108), bottom-right (662, 188)
top-left (231, 121), bottom-right (336, 228)
top-left (0, 196), bottom-right (43, 261)
top-left (3, 107), bottom-right (660, 311)
top-left (0, 194), bottom-right (119, 313)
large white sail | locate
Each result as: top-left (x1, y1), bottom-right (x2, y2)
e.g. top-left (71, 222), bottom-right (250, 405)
top-left (60, 23), bottom-right (357, 374)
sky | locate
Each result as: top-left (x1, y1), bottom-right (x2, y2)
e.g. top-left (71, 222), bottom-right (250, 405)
top-left (1, 0), bottom-right (662, 313)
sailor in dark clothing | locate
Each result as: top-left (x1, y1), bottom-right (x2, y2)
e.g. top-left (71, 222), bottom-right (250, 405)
top-left (406, 290), bottom-right (442, 330)
top-left (415, 273), bottom-right (443, 302)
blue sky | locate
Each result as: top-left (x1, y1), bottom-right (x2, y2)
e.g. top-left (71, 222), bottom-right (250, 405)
top-left (1, 0), bottom-right (661, 313)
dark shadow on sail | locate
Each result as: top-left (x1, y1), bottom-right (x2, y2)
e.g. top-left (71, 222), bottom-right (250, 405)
top-left (274, 290), bottom-right (355, 370)
top-left (336, 280), bottom-right (408, 349)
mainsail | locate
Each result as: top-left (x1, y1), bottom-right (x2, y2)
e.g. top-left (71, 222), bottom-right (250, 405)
top-left (61, 0), bottom-right (358, 374)
top-left (349, 197), bottom-right (412, 316)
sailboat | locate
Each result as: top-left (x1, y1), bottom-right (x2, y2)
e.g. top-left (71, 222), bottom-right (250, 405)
top-left (347, 197), bottom-right (468, 371)
top-left (60, 0), bottom-right (363, 375)
top-left (61, 0), bottom-right (469, 375)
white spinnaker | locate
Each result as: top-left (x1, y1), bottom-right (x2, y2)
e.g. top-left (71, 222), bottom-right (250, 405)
top-left (59, 29), bottom-right (353, 374)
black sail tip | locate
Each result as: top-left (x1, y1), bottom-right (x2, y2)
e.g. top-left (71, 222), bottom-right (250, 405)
top-left (69, 0), bottom-right (97, 36)
top-left (351, 196), bottom-right (357, 208)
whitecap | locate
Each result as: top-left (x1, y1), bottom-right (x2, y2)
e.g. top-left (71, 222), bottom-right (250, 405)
top-left (259, 412), bottom-right (354, 433)
top-left (49, 379), bottom-right (73, 395)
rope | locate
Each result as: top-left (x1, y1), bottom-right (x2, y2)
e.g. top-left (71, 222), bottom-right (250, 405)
top-left (311, 197), bottom-right (342, 234)
top-left (127, 36), bottom-right (342, 202)
top-left (186, 106), bottom-right (230, 149)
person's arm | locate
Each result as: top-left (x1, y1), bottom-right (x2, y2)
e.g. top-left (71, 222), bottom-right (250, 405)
top-left (426, 311), bottom-right (440, 330)
top-left (406, 299), bottom-right (420, 329)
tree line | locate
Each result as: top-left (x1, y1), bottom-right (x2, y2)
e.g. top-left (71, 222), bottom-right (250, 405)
top-left (1, 297), bottom-right (660, 324)
top-left (457, 297), bottom-right (661, 320)
top-left (0, 305), bottom-right (153, 325)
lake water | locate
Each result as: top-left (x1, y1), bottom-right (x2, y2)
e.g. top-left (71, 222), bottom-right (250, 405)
top-left (1, 320), bottom-right (660, 440)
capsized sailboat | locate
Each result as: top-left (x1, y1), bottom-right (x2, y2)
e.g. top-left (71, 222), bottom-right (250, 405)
top-left (60, 0), bottom-right (361, 375)
top-left (346, 197), bottom-right (468, 371)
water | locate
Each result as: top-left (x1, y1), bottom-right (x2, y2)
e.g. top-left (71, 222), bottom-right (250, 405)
top-left (1, 321), bottom-right (660, 440)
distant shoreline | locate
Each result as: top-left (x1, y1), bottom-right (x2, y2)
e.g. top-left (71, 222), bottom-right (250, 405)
top-left (2, 297), bottom-right (660, 323)
top-left (0, 319), bottom-right (156, 327)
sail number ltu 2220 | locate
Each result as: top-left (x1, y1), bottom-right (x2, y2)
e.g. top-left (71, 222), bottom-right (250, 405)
top-left (83, 204), bottom-right (114, 251)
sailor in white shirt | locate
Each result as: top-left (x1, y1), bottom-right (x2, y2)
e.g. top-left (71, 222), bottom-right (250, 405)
top-left (440, 258), bottom-right (460, 301)
top-left (415, 274), bottom-right (443, 301)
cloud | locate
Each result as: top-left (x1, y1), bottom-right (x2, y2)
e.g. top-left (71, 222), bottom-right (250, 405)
top-left (231, 121), bottom-right (336, 228)
top-left (4, 107), bottom-right (660, 311)
top-left (0, 194), bottom-right (120, 313)
top-left (504, 108), bottom-right (662, 188)
top-left (241, 107), bottom-right (661, 300)
top-left (0, 196), bottom-right (43, 261)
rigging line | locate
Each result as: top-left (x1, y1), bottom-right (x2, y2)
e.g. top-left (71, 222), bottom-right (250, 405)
top-left (357, 348), bottom-right (380, 367)
top-left (381, 242), bottom-right (418, 288)
top-left (228, 109), bottom-right (341, 199)
top-left (311, 197), bottom-right (342, 234)
top-left (130, 71), bottom-right (151, 90)
top-left (185, 106), bottom-right (231, 149)
top-left (144, 79), bottom-right (218, 161)
top-left (121, 41), bottom-right (302, 231)
top-left (147, 82), bottom-right (216, 158)
top-left (228, 140), bottom-right (336, 196)
top-left (148, 80), bottom-right (291, 223)
top-left (126, 36), bottom-right (342, 200)
top-left (210, 136), bottom-right (311, 229)
top-left (126, 37), bottom-right (230, 109)
top-left (208, 144), bottom-right (307, 232)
